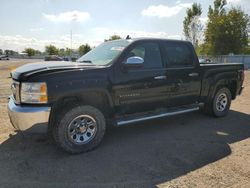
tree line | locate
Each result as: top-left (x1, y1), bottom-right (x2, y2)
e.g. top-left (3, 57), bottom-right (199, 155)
top-left (22, 44), bottom-right (91, 57)
top-left (44, 44), bottom-right (91, 57)
top-left (0, 35), bottom-right (122, 57)
top-left (183, 0), bottom-right (250, 55)
top-left (43, 35), bottom-right (121, 56)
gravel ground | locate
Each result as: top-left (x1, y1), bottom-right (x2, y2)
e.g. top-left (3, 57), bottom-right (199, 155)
top-left (0, 59), bottom-right (249, 188)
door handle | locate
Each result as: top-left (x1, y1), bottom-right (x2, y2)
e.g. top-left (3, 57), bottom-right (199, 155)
top-left (154, 75), bottom-right (167, 80)
top-left (189, 73), bottom-right (199, 77)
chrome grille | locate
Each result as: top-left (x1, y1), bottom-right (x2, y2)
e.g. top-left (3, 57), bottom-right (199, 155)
top-left (11, 81), bottom-right (20, 103)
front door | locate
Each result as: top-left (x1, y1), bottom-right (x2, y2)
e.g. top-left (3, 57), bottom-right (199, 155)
top-left (112, 41), bottom-right (169, 114)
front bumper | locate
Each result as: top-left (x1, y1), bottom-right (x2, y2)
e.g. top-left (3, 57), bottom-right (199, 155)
top-left (8, 97), bottom-right (51, 133)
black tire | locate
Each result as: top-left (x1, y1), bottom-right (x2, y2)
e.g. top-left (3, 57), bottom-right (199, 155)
top-left (52, 105), bottom-right (106, 154)
top-left (204, 87), bottom-right (232, 117)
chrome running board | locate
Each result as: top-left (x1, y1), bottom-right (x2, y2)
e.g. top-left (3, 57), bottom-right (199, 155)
top-left (116, 106), bottom-right (199, 126)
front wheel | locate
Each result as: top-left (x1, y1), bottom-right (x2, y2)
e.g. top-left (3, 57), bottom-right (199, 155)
top-left (204, 87), bottom-right (232, 117)
top-left (53, 105), bottom-right (106, 154)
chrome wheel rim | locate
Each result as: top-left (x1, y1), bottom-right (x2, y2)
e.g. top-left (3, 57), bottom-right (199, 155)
top-left (68, 115), bottom-right (97, 144)
top-left (216, 93), bottom-right (228, 112)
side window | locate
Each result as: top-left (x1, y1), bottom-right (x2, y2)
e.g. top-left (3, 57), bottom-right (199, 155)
top-left (163, 43), bottom-right (194, 68)
top-left (129, 46), bottom-right (145, 59)
top-left (126, 42), bottom-right (162, 69)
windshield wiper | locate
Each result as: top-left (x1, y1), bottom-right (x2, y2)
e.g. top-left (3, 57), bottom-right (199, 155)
top-left (77, 60), bottom-right (93, 63)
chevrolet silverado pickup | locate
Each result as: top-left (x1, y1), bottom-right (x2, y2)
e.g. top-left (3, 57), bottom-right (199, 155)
top-left (8, 38), bottom-right (244, 153)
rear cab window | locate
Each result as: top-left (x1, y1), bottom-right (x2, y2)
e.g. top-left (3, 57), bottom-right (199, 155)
top-left (162, 42), bottom-right (196, 68)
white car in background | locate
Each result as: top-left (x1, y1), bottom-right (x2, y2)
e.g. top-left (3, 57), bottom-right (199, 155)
top-left (199, 58), bottom-right (213, 63)
top-left (0, 55), bottom-right (9, 60)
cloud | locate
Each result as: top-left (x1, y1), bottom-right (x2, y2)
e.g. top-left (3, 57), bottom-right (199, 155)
top-left (227, 0), bottom-right (241, 4)
top-left (142, 3), bottom-right (192, 18)
top-left (92, 27), bottom-right (182, 40)
top-left (29, 27), bottom-right (44, 32)
top-left (123, 31), bottom-right (181, 39)
top-left (43, 10), bottom-right (90, 23)
top-left (0, 30), bottom-right (183, 52)
top-left (0, 35), bottom-right (44, 51)
top-left (0, 34), bottom-right (97, 52)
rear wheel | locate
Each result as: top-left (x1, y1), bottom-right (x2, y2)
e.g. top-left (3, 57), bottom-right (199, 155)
top-left (53, 105), bottom-right (106, 154)
top-left (204, 87), bottom-right (232, 117)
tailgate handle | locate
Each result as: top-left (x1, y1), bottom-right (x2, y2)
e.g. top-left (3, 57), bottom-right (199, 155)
top-left (189, 73), bottom-right (199, 77)
top-left (154, 75), bottom-right (167, 80)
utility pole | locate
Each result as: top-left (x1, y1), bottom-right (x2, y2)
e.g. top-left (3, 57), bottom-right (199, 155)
top-left (70, 29), bottom-right (72, 58)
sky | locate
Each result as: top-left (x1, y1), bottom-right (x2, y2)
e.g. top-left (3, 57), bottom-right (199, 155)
top-left (0, 0), bottom-right (249, 52)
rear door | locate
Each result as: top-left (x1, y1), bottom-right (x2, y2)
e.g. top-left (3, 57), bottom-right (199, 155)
top-left (161, 41), bottom-right (201, 106)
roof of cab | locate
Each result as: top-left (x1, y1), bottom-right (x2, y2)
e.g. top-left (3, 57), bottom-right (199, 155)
top-left (125, 37), bottom-right (190, 44)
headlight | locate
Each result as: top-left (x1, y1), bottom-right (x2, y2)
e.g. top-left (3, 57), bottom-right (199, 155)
top-left (20, 82), bottom-right (48, 104)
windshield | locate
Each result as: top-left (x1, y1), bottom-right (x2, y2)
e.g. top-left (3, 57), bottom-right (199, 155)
top-left (77, 40), bottom-right (131, 66)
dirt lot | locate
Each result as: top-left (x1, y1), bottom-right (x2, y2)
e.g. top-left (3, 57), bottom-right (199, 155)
top-left (0, 59), bottom-right (249, 188)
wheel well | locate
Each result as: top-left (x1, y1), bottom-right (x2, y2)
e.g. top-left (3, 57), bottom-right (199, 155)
top-left (214, 80), bottom-right (237, 100)
top-left (48, 91), bottom-right (113, 132)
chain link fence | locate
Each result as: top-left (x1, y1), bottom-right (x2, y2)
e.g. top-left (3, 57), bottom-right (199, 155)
top-left (199, 55), bottom-right (250, 69)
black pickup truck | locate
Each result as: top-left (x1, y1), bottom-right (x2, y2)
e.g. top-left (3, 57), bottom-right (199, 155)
top-left (8, 38), bottom-right (244, 153)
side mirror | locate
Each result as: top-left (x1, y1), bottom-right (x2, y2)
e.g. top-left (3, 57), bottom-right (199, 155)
top-left (124, 56), bottom-right (144, 67)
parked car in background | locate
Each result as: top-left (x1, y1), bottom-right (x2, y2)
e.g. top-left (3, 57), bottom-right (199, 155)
top-left (44, 55), bottom-right (63, 61)
top-left (199, 58), bottom-right (213, 63)
top-left (8, 38), bottom-right (244, 154)
top-left (199, 58), bottom-right (212, 63)
top-left (0, 55), bottom-right (9, 60)
top-left (63, 56), bottom-right (78, 62)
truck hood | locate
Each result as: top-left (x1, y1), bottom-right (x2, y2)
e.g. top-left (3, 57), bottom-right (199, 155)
top-left (11, 61), bottom-right (105, 81)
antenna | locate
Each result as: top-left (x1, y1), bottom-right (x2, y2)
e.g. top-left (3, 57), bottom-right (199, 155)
top-left (126, 35), bottom-right (131, 40)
